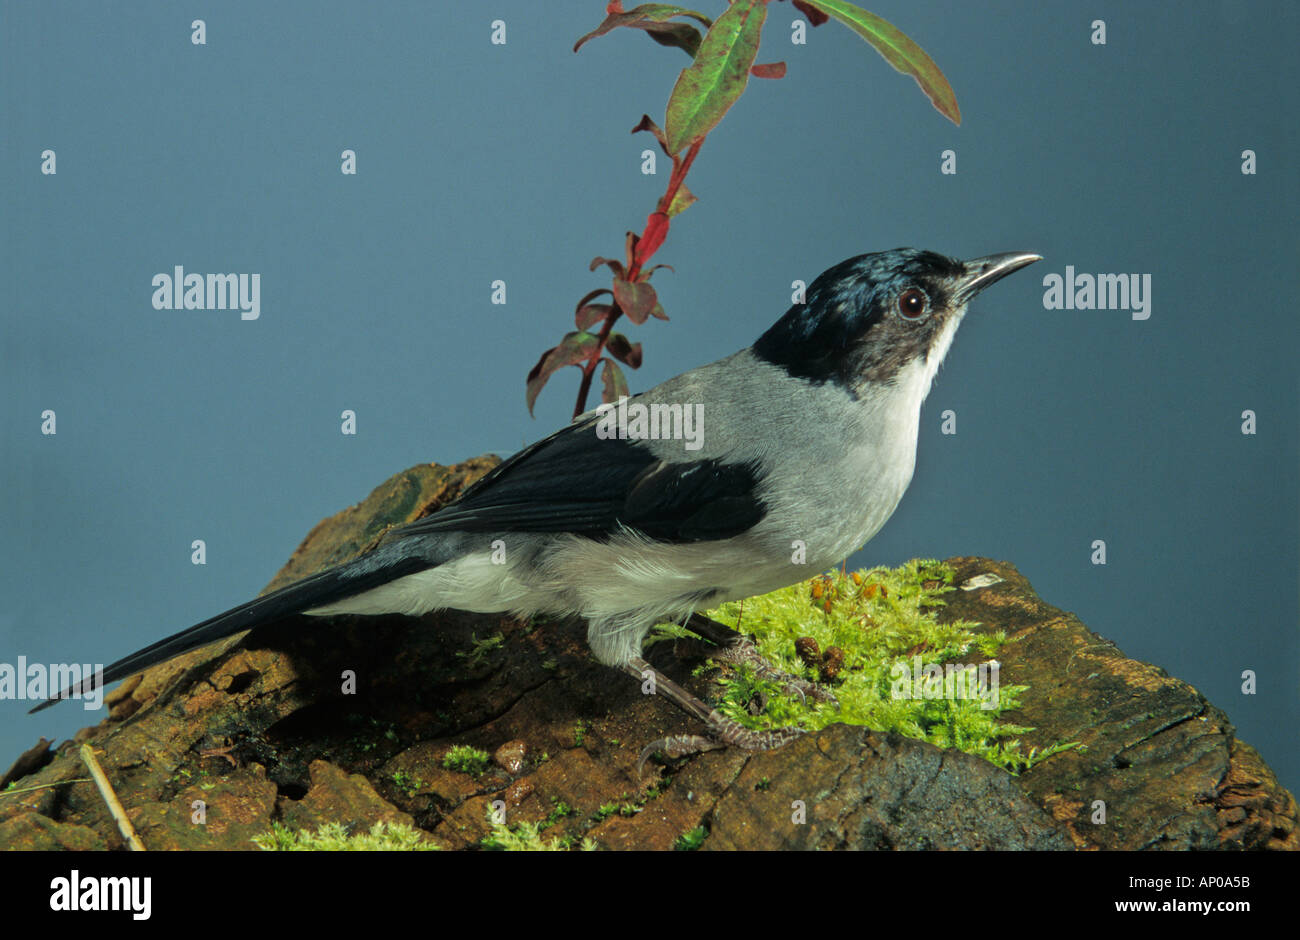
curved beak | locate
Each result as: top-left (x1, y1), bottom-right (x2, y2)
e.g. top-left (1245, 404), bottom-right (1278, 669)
top-left (956, 252), bottom-right (1042, 304)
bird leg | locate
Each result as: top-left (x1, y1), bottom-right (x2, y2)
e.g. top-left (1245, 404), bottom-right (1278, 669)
top-left (623, 656), bottom-right (806, 775)
top-left (681, 613), bottom-right (839, 707)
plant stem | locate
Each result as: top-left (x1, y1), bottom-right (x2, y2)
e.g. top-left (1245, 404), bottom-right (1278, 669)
top-left (572, 139), bottom-right (705, 419)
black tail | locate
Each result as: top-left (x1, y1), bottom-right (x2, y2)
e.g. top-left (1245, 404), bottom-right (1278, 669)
top-left (29, 547), bottom-right (436, 713)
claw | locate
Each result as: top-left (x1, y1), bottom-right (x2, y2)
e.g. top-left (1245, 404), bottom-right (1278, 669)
top-left (636, 734), bottom-right (723, 776)
top-left (707, 635), bottom-right (839, 709)
top-left (624, 654), bottom-right (809, 776)
top-left (635, 723), bottom-right (807, 775)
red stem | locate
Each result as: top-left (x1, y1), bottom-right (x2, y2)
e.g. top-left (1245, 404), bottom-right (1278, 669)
top-left (572, 139), bottom-right (703, 419)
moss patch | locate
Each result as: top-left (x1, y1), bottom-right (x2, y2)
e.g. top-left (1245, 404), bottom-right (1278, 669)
top-left (650, 559), bottom-right (1077, 773)
top-left (480, 807), bottom-right (597, 851)
top-left (441, 745), bottom-right (490, 776)
top-left (254, 820), bottom-right (436, 851)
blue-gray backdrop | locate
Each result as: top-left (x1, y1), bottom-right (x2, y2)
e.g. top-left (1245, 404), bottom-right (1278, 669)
top-left (3, 1), bottom-right (1296, 795)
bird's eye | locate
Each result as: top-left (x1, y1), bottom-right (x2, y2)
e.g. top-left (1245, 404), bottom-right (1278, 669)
top-left (897, 288), bottom-right (928, 319)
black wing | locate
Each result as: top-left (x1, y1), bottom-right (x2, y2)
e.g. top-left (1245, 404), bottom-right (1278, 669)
top-left (395, 417), bottom-right (767, 543)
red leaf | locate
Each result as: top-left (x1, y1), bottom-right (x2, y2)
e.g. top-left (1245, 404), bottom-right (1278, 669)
top-left (574, 6), bottom-right (706, 58)
top-left (574, 287), bottom-right (613, 317)
top-left (575, 303), bottom-right (613, 330)
top-left (600, 359), bottom-right (630, 403)
top-left (525, 331), bottom-right (601, 415)
top-left (750, 61), bottom-right (787, 79)
top-left (625, 229), bottom-right (638, 270)
top-left (590, 256), bottom-right (626, 277)
top-left (792, 0), bottom-right (830, 26)
top-left (606, 332), bottom-right (644, 369)
top-left (631, 113), bottom-right (670, 154)
top-left (612, 278), bottom-right (659, 325)
top-left (635, 212), bottom-right (670, 266)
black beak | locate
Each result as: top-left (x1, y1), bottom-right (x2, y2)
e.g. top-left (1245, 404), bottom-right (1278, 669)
top-left (956, 252), bottom-right (1042, 304)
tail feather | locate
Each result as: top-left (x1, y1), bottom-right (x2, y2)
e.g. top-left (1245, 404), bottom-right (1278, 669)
top-left (29, 549), bottom-right (435, 713)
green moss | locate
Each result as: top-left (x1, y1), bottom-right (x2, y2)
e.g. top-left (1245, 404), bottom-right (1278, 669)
top-left (254, 821), bottom-right (437, 851)
top-left (390, 770), bottom-right (424, 795)
top-left (349, 715), bottom-right (400, 754)
top-left (480, 808), bottom-right (596, 851)
top-left (648, 560), bottom-right (1077, 774)
top-left (456, 632), bottom-right (505, 668)
top-left (441, 745), bottom-right (490, 776)
top-left (673, 825), bottom-right (708, 851)
top-left (541, 798), bottom-right (577, 829)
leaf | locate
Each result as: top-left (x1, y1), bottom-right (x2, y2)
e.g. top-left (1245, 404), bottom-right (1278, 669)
top-left (590, 256), bottom-right (626, 277)
top-left (631, 114), bottom-right (670, 154)
top-left (606, 332), bottom-right (644, 369)
top-left (600, 359), bottom-right (630, 403)
top-left (798, 0), bottom-right (960, 125)
top-left (639, 22), bottom-right (706, 57)
top-left (575, 303), bottom-right (612, 331)
top-left (624, 229), bottom-right (638, 270)
top-left (574, 287), bottom-right (613, 316)
top-left (664, 0), bottom-right (766, 155)
top-left (666, 183), bottom-right (697, 217)
top-left (525, 332), bottom-right (601, 415)
top-left (574, 4), bottom-right (713, 58)
top-left (612, 278), bottom-right (659, 325)
top-left (792, 0), bottom-right (830, 26)
top-left (750, 61), bottom-right (787, 79)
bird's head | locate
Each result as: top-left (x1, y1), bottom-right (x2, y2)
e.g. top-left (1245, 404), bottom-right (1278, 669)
top-left (752, 248), bottom-right (1040, 395)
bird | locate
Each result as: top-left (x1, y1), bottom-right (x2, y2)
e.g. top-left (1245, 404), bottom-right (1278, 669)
top-left (32, 247), bottom-right (1040, 767)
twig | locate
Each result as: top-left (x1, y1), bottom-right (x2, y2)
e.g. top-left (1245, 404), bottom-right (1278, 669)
top-left (0, 778), bottom-right (92, 798)
top-left (79, 744), bottom-right (146, 851)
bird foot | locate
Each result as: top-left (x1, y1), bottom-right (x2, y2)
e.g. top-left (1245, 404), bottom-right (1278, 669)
top-left (624, 650), bottom-right (815, 776)
top-left (636, 722), bottom-right (806, 776)
top-left (678, 614), bottom-right (839, 708)
top-left (707, 634), bottom-right (840, 708)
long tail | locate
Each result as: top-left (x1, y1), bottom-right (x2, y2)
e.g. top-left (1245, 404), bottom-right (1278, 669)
top-left (29, 546), bottom-right (437, 713)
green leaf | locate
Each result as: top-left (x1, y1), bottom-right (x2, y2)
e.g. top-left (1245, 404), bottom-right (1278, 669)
top-left (666, 182), bottom-right (697, 218)
top-left (799, 0), bottom-right (960, 125)
top-left (664, 0), bottom-right (766, 155)
top-left (574, 4), bottom-right (714, 58)
top-left (525, 332), bottom-right (600, 415)
top-left (601, 359), bottom-right (630, 403)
